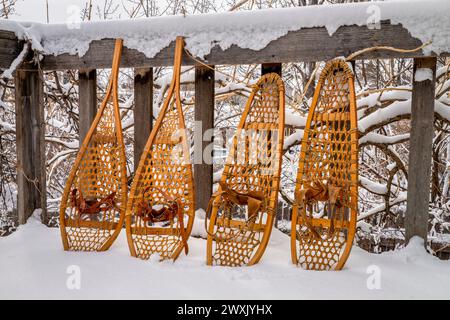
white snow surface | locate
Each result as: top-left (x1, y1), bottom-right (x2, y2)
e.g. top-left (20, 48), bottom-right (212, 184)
top-left (415, 68), bottom-right (434, 82)
top-left (1, 216), bottom-right (450, 299)
top-left (0, 0), bottom-right (448, 61)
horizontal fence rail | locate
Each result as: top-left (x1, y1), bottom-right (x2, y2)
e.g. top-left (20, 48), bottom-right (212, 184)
top-left (0, 21), bottom-right (448, 71)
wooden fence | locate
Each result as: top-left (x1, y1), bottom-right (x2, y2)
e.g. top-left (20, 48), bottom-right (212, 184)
top-left (0, 21), bottom-right (448, 244)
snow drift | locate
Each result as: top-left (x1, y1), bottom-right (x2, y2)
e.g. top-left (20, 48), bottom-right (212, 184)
top-left (0, 215), bottom-right (449, 299)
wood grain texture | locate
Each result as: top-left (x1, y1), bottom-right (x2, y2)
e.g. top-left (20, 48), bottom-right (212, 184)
top-left (2, 22), bottom-right (449, 71)
top-left (405, 57), bottom-right (437, 244)
top-left (14, 68), bottom-right (47, 224)
top-left (133, 67), bottom-right (153, 167)
top-left (78, 69), bottom-right (97, 142)
top-left (194, 65), bottom-right (214, 211)
top-left (37, 22), bottom-right (447, 70)
top-left (0, 31), bottom-right (22, 69)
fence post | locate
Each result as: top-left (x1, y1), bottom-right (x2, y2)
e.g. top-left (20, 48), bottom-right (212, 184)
top-left (194, 65), bottom-right (215, 211)
top-left (133, 67), bottom-right (153, 167)
top-left (262, 63), bottom-right (282, 76)
top-left (78, 69), bottom-right (97, 142)
top-left (15, 68), bottom-right (46, 224)
top-left (405, 57), bottom-right (437, 245)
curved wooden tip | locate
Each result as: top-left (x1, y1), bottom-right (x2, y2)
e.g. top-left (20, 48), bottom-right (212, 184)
top-left (174, 37), bottom-right (185, 77)
top-left (175, 36), bottom-right (185, 45)
top-left (319, 58), bottom-right (354, 84)
top-left (111, 39), bottom-right (123, 76)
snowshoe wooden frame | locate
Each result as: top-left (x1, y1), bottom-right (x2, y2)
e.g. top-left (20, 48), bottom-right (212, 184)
top-left (126, 37), bottom-right (195, 261)
top-left (291, 59), bottom-right (358, 271)
top-left (59, 39), bottom-right (126, 251)
top-left (206, 73), bottom-right (285, 267)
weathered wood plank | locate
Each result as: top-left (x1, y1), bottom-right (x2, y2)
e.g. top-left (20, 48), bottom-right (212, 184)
top-left (194, 65), bottom-right (214, 211)
top-left (0, 31), bottom-right (23, 69)
top-left (133, 67), bottom-right (153, 167)
top-left (78, 69), bottom-right (97, 142)
top-left (14, 67), bottom-right (47, 224)
top-left (405, 57), bottom-right (437, 244)
top-left (0, 30), bottom-right (18, 40)
top-left (38, 22), bottom-right (444, 71)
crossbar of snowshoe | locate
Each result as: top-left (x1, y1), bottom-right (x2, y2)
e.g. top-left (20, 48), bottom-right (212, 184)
top-left (131, 226), bottom-right (188, 236)
top-left (154, 136), bottom-right (182, 146)
top-left (215, 217), bottom-right (266, 232)
top-left (213, 233), bottom-right (256, 244)
top-left (296, 216), bottom-right (350, 229)
top-left (316, 112), bottom-right (350, 122)
top-left (91, 134), bottom-right (117, 144)
top-left (246, 122), bottom-right (275, 130)
top-left (65, 219), bottom-right (119, 230)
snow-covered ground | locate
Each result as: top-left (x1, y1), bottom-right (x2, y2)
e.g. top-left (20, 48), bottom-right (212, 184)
top-left (1, 215), bottom-right (449, 300)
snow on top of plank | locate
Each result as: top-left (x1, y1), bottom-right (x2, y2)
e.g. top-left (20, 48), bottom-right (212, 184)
top-left (415, 68), bottom-right (434, 82)
top-left (0, 0), bottom-right (449, 60)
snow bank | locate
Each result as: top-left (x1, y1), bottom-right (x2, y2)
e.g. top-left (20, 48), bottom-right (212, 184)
top-left (1, 216), bottom-right (449, 299)
top-left (191, 209), bottom-right (208, 239)
top-left (0, 0), bottom-right (448, 62)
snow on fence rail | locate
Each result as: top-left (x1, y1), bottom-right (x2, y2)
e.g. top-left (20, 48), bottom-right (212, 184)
top-left (0, 0), bottom-right (449, 70)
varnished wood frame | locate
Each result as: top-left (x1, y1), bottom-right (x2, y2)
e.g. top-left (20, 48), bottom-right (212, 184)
top-left (59, 39), bottom-right (126, 251)
top-left (125, 37), bottom-right (195, 261)
top-left (290, 59), bottom-right (358, 271)
top-left (206, 73), bottom-right (285, 267)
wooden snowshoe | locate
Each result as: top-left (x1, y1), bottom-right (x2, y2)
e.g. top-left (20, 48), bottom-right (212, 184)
top-left (206, 73), bottom-right (285, 267)
top-left (126, 37), bottom-right (194, 261)
top-left (59, 39), bottom-right (127, 251)
top-left (291, 59), bottom-right (358, 270)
